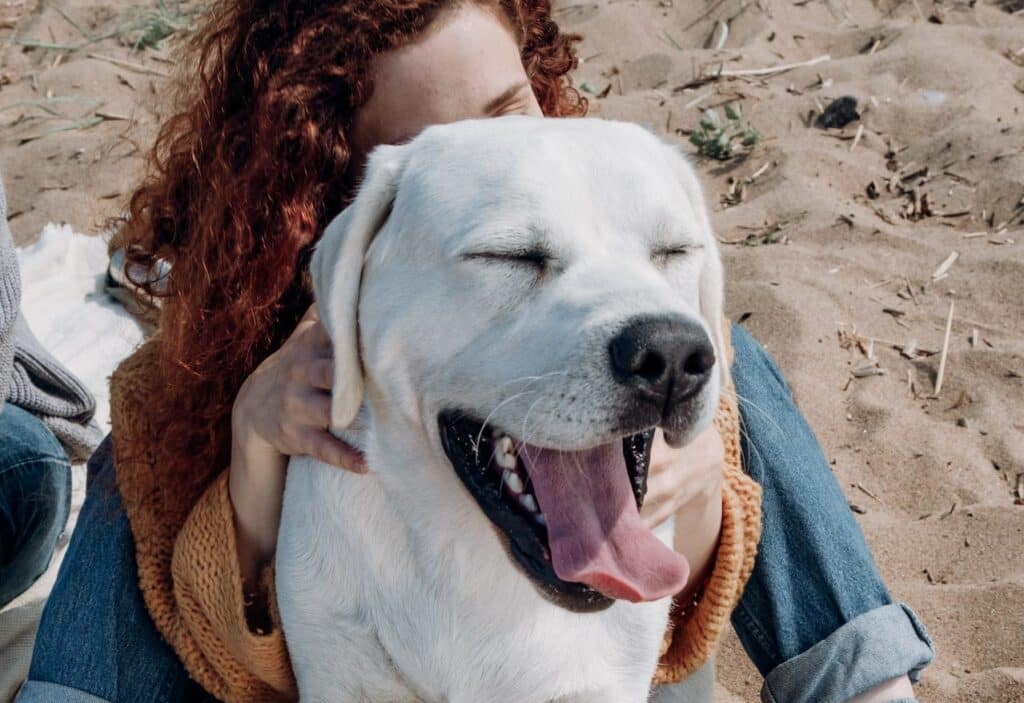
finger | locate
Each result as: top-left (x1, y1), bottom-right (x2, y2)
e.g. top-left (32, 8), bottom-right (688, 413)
top-left (304, 319), bottom-right (333, 350)
top-left (641, 502), bottom-right (675, 530)
top-left (299, 359), bottom-right (334, 391)
top-left (648, 429), bottom-right (681, 467)
top-left (298, 427), bottom-right (367, 473)
top-left (293, 390), bottom-right (331, 427)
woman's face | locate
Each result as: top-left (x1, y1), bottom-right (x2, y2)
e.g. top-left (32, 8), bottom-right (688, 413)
top-left (351, 3), bottom-right (543, 170)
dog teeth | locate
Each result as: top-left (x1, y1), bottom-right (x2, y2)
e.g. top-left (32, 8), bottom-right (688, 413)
top-left (488, 432), bottom-right (544, 522)
top-left (494, 435), bottom-right (517, 470)
top-left (502, 470), bottom-right (524, 494)
top-left (519, 494), bottom-right (538, 513)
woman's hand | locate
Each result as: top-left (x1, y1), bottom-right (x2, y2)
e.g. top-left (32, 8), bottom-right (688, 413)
top-left (228, 304), bottom-right (365, 587)
top-left (641, 425), bottom-right (724, 529)
top-left (641, 424), bottom-right (725, 599)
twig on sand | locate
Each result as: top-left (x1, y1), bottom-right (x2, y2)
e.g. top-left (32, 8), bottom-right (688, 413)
top-left (933, 300), bottom-right (955, 397)
top-left (674, 54), bottom-right (831, 91)
top-left (717, 54), bottom-right (831, 78)
top-left (931, 251), bottom-right (959, 281)
top-left (856, 483), bottom-right (880, 501)
top-left (87, 53), bottom-right (170, 78)
top-left (711, 20), bottom-right (729, 51)
top-left (684, 90), bottom-right (714, 109)
top-left (849, 123), bottom-right (864, 152)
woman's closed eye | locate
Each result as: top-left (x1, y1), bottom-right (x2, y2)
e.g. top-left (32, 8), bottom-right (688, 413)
top-left (484, 81), bottom-right (535, 118)
top-left (497, 98), bottom-right (532, 117)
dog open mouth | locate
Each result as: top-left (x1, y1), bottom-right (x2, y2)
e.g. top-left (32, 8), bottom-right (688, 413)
top-left (439, 413), bottom-right (690, 613)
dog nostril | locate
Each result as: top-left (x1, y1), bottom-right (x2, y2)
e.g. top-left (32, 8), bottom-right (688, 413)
top-left (634, 351), bottom-right (667, 381)
top-left (683, 347), bottom-right (716, 376)
top-left (610, 335), bottom-right (668, 382)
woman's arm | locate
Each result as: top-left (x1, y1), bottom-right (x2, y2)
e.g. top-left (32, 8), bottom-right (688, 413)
top-left (228, 304), bottom-right (365, 590)
top-left (652, 385), bottom-right (762, 685)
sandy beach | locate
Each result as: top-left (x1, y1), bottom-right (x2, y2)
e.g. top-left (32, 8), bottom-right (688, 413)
top-left (1, 0), bottom-right (1022, 700)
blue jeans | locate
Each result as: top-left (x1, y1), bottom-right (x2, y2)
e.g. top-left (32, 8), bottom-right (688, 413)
top-left (0, 404), bottom-right (71, 608)
top-left (17, 437), bottom-right (209, 703)
top-left (728, 326), bottom-right (932, 703)
top-left (20, 325), bottom-right (932, 703)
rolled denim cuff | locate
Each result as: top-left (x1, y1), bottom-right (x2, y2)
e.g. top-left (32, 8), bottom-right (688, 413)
top-left (761, 603), bottom-right (934, 703)
top-left (16, 681), bottom-right (110, 703)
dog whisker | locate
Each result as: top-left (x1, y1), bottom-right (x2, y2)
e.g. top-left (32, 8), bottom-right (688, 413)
top-left (475, 388), bottom-right (538, 449)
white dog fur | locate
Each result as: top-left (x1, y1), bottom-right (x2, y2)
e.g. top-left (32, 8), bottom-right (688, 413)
top-left (276, 116), bottom-right (725, 703)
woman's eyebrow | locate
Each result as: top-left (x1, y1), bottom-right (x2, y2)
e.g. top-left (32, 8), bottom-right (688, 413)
top-left (483, 81), bottom-right (529, 115)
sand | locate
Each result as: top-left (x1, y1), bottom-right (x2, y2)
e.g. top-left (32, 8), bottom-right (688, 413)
top-left (1, 0), bottom-right (1022, 700)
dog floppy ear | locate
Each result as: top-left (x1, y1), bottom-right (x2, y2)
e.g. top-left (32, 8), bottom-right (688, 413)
top-left (311, 144), bottom-right (404, 432)
top-left (672, 149), bottom-right (729, 384)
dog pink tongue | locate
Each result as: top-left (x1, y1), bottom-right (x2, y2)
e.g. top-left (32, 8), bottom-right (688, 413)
top-left (520, 443), bottom-right (689, 602)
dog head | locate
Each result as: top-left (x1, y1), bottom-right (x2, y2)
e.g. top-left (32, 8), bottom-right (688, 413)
top-left (312, 116), bottom-right (726, 611)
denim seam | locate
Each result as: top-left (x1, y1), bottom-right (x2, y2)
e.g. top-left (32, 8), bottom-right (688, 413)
top-left (0, 456), bottom-right (69, 474)
top-left (760, 677), bottom-right (779, 703)
top-left (733, 597), bottom-right (782, 671)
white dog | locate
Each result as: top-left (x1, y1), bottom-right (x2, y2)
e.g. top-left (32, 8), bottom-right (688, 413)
top-left (276, 116), bottom-right (726, 703)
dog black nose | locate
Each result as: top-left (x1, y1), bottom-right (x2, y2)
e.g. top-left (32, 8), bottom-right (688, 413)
top-left (609, 315), bottom-right (715, 414)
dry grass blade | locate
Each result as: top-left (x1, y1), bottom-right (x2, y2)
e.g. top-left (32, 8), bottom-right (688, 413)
top-left (16, 115), bottom-right (104, 144)
top-left (932, 251), bottom-right (959, 281)
top-left (933, 300), bottom-right (955, 397)
top-left (87, 53), bottom-right (170, 77)
top-left (54, 5), bottom-right (96, 42)
top-left (96, 110), bottom-right (131, 121)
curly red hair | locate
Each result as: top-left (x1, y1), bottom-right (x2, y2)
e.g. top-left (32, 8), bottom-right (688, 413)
top-left (113, 0), bottom-right (586, 495)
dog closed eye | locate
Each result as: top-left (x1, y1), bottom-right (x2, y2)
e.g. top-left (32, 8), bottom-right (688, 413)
top-left (651, 243), bottom-right (701, 267)
top-left (462, 248), bottom-right (552, 269)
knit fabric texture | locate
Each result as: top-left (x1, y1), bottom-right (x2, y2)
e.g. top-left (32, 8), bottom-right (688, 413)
top-left (0, 175), bottom-right (102, 461)
top-left (111, 338), bottom-right (761, 703)
top-left (0, 177), bottom-right (17, 409)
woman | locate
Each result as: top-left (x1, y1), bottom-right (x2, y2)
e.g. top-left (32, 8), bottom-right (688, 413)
top-left (19, 1), bottom-right (932, 702)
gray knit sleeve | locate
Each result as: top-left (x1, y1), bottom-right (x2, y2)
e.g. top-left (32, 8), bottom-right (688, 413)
top-left (0, 175), bottom-right (20, 408)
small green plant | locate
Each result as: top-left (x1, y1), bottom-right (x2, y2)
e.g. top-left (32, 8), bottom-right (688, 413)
top-left (689, 104), bottom-right (760, 160)
top-left (128, 1), bottom-right (203, 50)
